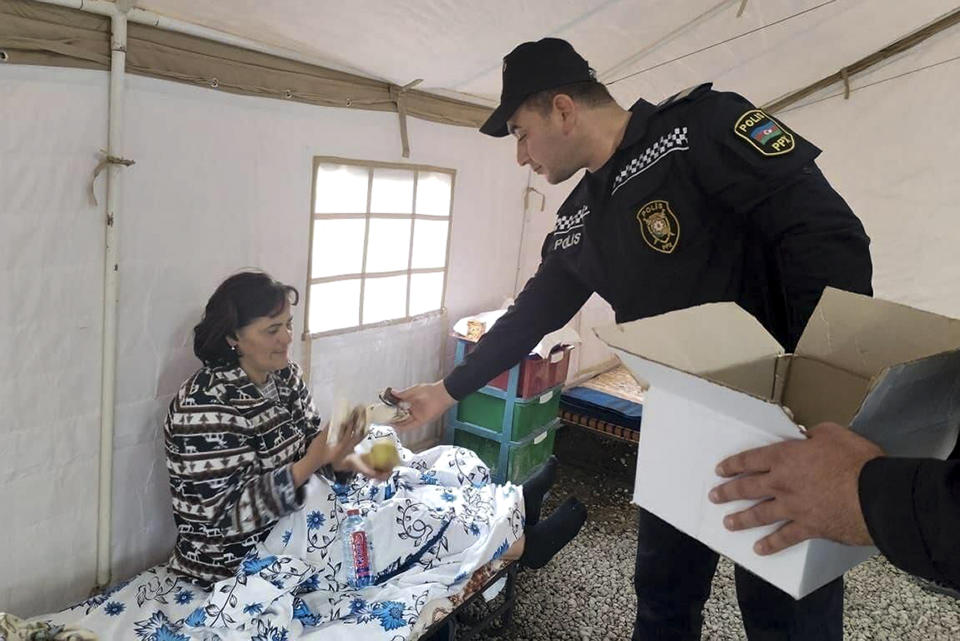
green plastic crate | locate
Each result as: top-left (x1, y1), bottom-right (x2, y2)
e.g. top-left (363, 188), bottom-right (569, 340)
top-left (456, 386), bottom-right (562, 441)
top-left (453, 421), bottom-right (559, 484)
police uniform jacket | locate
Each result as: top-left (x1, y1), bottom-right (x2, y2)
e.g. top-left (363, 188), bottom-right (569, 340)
top-left (445, 84), bottom-right (873, 400)
top-left (860, 457), bottom-right (960, 587)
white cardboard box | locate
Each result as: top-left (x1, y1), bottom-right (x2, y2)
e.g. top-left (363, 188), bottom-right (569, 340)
top-left (595, 288), bottom-right (960, 599)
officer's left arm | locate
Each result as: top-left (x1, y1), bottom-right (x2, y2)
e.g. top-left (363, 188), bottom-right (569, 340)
top-left (860, 456), bottom-right (960, 588)
top-left (692, 92), bottom-right (873, 347)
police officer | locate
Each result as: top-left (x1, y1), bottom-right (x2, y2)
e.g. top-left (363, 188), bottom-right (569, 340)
top-left (394, 38), bottom-right (872, 640)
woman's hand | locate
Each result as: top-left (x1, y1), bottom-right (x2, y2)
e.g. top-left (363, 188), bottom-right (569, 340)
top-left (292, 407), bottom-right (369, 486)
top-left (334, 453), bottom-right (392, 482)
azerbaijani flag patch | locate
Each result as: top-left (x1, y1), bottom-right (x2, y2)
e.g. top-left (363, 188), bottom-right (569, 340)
top-left (734, 109), bottom-right (795, 156)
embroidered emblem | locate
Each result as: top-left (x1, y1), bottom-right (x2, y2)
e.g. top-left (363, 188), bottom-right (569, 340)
top-left (636, 200), bottom-right (679, 254)
top-left (611, 127), bottom-right (689, 195)
top-left (552, 204), bottom-right (589, 251)
top-left (734, 109), bottom-right (795, 156)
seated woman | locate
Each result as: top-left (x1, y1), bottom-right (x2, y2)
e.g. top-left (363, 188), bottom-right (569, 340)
top-left (19, 271), bottom-right (585, 641)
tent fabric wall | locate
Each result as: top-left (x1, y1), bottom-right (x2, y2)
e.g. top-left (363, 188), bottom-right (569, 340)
top-left (0, 63), bottom-right (526, 618)
top-left (0, 65), bottom-right (107, 619)
top-left (0, 0), bottom-right (491, 131)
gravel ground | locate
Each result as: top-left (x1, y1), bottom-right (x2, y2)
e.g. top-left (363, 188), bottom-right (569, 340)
top-left (458, 428), bottom-right (960, 640)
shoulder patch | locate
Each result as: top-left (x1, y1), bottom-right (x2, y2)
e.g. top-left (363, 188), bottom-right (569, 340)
top-left (734, 109), bottom-right (795, 156)
top-left (657, 82), bottom-right (712, 110)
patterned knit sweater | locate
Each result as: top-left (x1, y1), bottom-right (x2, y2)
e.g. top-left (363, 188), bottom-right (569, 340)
top-left (163, 361), bottom-right (326, 584)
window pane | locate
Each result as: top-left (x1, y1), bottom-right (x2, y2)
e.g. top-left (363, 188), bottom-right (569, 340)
top-left (311, 219), bottom-right (365, 278)
top-left (363, 275), bottom-right (408, 324)
top-left (409, 272), bottom-right (444, 316)
top-left (365, 218), bottom-right (411, 273)
top-left (415, 171), bottom-right (452, 216)
top-left (411, 219), bottom-right (449, 269)
top-left (370, 168), bottom-right (414, 213)
top-left (309, 280), bottom-right (360, 333)
top-left (314, 163), bottom-right (368, 213)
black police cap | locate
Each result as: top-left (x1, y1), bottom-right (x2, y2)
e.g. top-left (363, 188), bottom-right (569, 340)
top-left (480, 38), bottom-right (594, 138)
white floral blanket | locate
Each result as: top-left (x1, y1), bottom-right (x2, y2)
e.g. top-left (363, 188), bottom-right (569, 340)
top-left (14, 428), bottom-right (524, 641)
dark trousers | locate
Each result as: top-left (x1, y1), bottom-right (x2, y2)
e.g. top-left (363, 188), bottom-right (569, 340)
top-left (632, 508), bottom-right (843, 641)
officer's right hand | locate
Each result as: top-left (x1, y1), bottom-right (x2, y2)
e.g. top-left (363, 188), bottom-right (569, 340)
top-left (391, 381), bottom-right (455, 431)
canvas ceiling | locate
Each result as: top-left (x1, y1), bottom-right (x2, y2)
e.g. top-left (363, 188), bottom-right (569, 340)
top-left (124, 0), bottom-right (959, 109)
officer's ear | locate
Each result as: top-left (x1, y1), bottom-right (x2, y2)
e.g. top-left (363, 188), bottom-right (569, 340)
top-left (552, 93), bottom-right (577, 134)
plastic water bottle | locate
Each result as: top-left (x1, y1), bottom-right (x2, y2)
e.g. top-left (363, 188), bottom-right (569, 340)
top-left (342, 509), bottom-right (374, 588)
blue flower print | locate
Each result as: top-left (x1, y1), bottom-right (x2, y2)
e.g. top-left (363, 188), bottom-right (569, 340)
top-left (243, 602), bottom-right (264, 615)
top-left (419, 470), bottom-right (438, 485)
top-left (154, 623), bottom-right (189, 641)
top-left (372, 600), bottom-right (406, 631)
top-left (469, 523), bottom-right (481, 537)
top-left (368, 485), bottom-right (380, 499)
top-left (292, 598), bottom-right (322, 627)
top-left (307, 510), bottom-right (325, 529)
top-left (296, 573), bottom-right (320, 594)
top-left (281, 529), bottom-right (292, 546)
top-left (134, 611), bottom-right (187, 641)
top-left (349, 597), bottom-right (366, 614)
top-left (292, 598), bottom-right (310, 621)
top-left (251, 621), bottom-right (290, 641)
top-left (175, 589), bottom-right (193, 605)
top-left (184, 607), bottom-right (206, 627)
top-left (493, 539), bottom-right (510, 560)
top-left (104, 601), bottom-right (124, 616)
top-left (242, 554), bottom-right (278, 575)
top-left (441, 489), bottom-right (456, 502)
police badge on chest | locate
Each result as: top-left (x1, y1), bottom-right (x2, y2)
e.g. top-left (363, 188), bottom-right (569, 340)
top-left (636, 200), bottom-right (680, 254)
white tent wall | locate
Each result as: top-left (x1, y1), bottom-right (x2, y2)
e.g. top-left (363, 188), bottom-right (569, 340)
top-left (764, 32), bottom-right (960, 318)
top-left (1, 64), bottom-right (527, 617)
top-left (0, 65), bottom-right (108, 617)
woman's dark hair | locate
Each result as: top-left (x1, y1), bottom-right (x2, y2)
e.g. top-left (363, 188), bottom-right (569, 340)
top-left (193, 271), bottom-right (299, 367)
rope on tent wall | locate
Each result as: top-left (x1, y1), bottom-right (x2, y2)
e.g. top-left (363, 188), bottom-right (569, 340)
top-left (737, 0), bottom-right (748, 18)
top-left (599, 0), bottom-right (737, 81)
top-left (89, 150), bottom-right (135, 207)
top-left (776, 53), bottom-right (960, 115)
top-left (607, 0), bottom-right (836, 86)
top-left (389, 78), bottom-right (423, 158)
top-left (764, 6), bottom-right (960, 113)
top-left (524, 187), bottom-right (546, 213)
